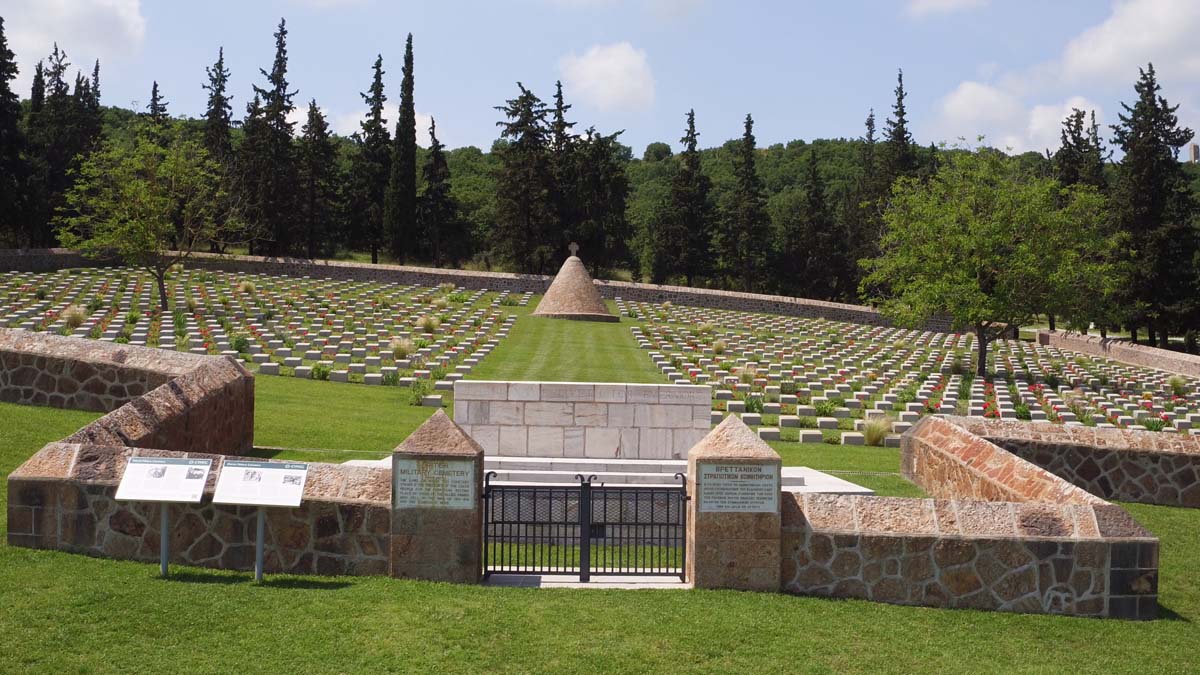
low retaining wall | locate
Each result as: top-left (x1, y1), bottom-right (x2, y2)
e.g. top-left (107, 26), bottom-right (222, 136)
top-left (453, 381), bottom-right (711, 459)
top-left (782, 494), bottom-right (1158, 619)
top-left (1038, 330), bottom-right (1200, 378)
top-left (950, 418), bottom-right (1200, 508)
top-left (7, 443), bottom-right (391, 575)
top-left (0, 248), bottom-right (953, 330)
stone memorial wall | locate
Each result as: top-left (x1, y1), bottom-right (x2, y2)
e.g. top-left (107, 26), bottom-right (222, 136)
top-left (1039, 330), bottom-right (1200, 378)
top-left (8, 442), bottom-right (391, 575)
top-left (949, 417), bottom-right (1200, 508)
top-left (453, 381), bottom-right (711, 459)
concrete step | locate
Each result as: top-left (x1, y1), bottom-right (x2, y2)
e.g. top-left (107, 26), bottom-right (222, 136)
top-left (486, 468), bottom-right (806, 487)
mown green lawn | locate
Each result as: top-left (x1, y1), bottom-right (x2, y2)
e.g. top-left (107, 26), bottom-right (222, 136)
top-left (467, 301), bottom-right (664, 383)
top-left (2, 314), bottom-right (1199, 672)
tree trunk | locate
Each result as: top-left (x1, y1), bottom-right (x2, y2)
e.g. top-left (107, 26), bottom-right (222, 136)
top-left (975, 325), bottom-right (989, 377)
top-left (1158, 330), bottom-right (1170, 349)
top-left (1147, 322), bottom-right (1157, 346)
top-left (155, 270), bottom-right (169, 312)
top-left (1130, 326), bottom-right (1138, 344)
top-left (1100, 326), bottom-right (1107, 339)
top-left (371, 244), bottom-right (378, 265)
top-left (1048, 314), bottom-right (1056, 331)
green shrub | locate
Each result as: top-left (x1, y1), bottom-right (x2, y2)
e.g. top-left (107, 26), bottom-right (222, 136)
top-left (34, 288), bottom-right (46, 300)
top-left (407, 378), bottom-right (431, 406)
top-left (417, 315), bottom-right (440, 334)
top-left (821, 430), bottom-right (841, 445)
top-left (86, 297), bottom-right (104, 312)
top-left (1141, 417), bottom-right (1167, 432)
top-left (311, 364), bottom-right (331, 381)
top-left (447, 292), bottom-right (469, 304)
top-left (1015, 403), bottom-right (1032, 420)
top-left (499, 295), bottom-right (520, 307)
top-left (125, 310), bottom-right (141, 325)
top-left (62, 305), bottom-right (87, 329)
top-left (381, 371), bottom-right (400, 386)
top-left (796, 416), bottom-right (817, 428)
top-left (231, 334), bottom-right (250, 353)
top-left (742, 395), bottom-right (764, 414)
top-left (814, 400), bottom-right (836, 417)
top-left (713, 339), bottom-right (726, 355)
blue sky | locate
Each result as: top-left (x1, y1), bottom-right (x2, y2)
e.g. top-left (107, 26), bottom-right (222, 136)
top-left (4, 0), bottom-right (1199, 155)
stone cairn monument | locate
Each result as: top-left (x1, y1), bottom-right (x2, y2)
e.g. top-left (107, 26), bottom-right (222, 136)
top-left (531, 243), bottom-right (619, 322)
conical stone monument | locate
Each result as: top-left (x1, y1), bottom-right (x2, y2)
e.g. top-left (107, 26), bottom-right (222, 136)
top-left (532, 243), bottom-right (619, 322)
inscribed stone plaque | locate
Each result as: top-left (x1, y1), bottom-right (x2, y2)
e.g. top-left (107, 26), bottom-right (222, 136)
top-left (115, 457), bottom-right (213, 503)
top-left (697, 462), bottom-right (780, 513)
top-left (392, 457), bottom-right (476, 510)
top-left (213, 460), bottom-right (309, 507)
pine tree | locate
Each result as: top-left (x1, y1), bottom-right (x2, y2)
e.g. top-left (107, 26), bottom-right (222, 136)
top-left (384, 34), bottom-right (417, 261)
top-left (235, 94), bottom-right (270, 250)
top-left (493, 83), bottom-right (555, 273)
top-left (297, 100), bottom-right (339, 259)
top-left (248, 18), bottom-right (299, 255)
top-left (25, 45), bottom-right (86, 247)
top-left (417, 118), bottom-right (464, 266)
top-left (718, 114), bottom-right (771, 291)
top-left (881, 69), bottom-right (917, 188)
top-left (572, 127), bottom-right (630, 276)
top-left (350, 54), bottom-right (390, 263)
top-left (202, 48), bottom-right (233, 162)
top-left (1111, 63), bottom-right (1198, 346)
top-left (839, 109), bottom-right (881, 298)
top-left (0, 17), bottom-right (27, 246)
top-left (548, 80), bottom-right (577, 252)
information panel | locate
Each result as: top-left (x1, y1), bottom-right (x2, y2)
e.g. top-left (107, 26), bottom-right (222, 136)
top-left (213, 460), bottom-right (309, 507)
top-left (392, 458), bottom-right (475, 510)
top-left (697, 462), bottom-right (780, 513)
top-left (115, 457), bottom-right (213, 503)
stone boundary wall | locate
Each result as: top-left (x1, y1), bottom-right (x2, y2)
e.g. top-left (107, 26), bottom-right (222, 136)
top-left (0, 328), bottom-right (203, 412)
top-left (950, 418), bottom-right (1200, 508)
top-left (453, 381), bottom-right (711, 460)
top-left (1038, 330), bottom-right (1200, 378)
top-left (0, 248), bottom-right (955, 331)
top-left (781, 493), bottom-right (1158, 619)
top-left (901, 416), bottom-right (1108, 506)
top-left (7, 443), bottom-right (390, 575)
top-left (0, 329), bottom-right (255, 454)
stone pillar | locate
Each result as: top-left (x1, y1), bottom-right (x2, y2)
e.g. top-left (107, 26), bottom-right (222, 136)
top-left (687, 415), bottom-right (782, 591)
top-left (389, 410), bottom-right (484, 583)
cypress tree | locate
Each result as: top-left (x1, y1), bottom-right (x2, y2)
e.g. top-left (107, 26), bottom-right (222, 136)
top-left (202, 48), bottom-right (233, 162)
top-left (549, 80), bottom-right (578, 252)
top-left (718, 114), bottom-right (771, 291)
top-left (297, 100), bottom-right (339, 259)
top-left (145, 81), bottom-right (169, 131)
top-left (235, 94), bottom-right (270, 250)
top-left (1111, 63), bottom-right (1197, 346)
top-left (385, 34), bottom-right (417, 261)
top-left (249, 18), bottom-right (299, 255)
top-left (351, 54), bottom-right (390, 263)
top-left (0, 17), bottom-right (27, 246)
top-left (493, 83), bottom-right (555, 273)
top-left (27, 45), bottom-right (82, 246)
top-left (664, 109), bottom-right (713, 286)
top-left (418, 118), bottom-right (464, 266)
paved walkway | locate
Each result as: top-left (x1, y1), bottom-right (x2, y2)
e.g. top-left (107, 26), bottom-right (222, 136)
top-left (483, 574), bottom-right (691, 590)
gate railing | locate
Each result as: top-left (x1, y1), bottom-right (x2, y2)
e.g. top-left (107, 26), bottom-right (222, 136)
top-left (483, 472), bottom-right (687, 582)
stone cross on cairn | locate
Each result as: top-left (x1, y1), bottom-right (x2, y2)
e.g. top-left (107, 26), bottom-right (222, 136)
top-left (568, 242), bottom-right (579, 257)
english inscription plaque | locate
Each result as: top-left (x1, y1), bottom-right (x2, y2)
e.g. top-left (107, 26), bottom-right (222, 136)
top-left (392, 458), bottom-right (475, 510)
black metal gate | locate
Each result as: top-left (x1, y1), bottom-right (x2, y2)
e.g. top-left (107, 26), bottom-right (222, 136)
top-left (482, 473), bottom-right (687, 581)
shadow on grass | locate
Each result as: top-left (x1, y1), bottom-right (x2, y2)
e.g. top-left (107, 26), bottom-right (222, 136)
top-left (163, 571), bottom-right (351, 590)
top-left (1157, 604), bottom-right (1191, 623)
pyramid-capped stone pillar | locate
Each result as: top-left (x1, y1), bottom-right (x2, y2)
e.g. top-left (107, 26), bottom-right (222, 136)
top-left (389, 409), bottom-right (484, 583)
top-left (532, 253), bottom-right (618, 322)
top-left (686, 415), bottom-right (782, 590)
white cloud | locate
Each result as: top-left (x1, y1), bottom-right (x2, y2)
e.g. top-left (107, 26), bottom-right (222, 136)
top-left (4, 0), bottom-right (146, 96)
top-left (300, 107), bottom-right (433, 146)
top-left (906, 0), bottom-right (988, 17)
top-left (558, 42), bottom-right (655, 112)
top-left (1061, 0), bottom-right (1200, 86)
top-left (931, 81), bottom-right (1103, 153)
top-left (924, 0), bottom-right (1200, 154)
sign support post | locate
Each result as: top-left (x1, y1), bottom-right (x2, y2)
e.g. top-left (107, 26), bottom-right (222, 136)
top-left (255, 507), bottom-right (266, 583)
top-left (212, 459), bottom-right (310, 583)
top-left (160, 505), bottom-right (170, 578)
top-left (115, 456), bottom-right (214, 579)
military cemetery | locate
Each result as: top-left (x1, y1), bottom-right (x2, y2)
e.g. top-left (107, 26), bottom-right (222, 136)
top-left (3, 1), bottom-right (1200, 672)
